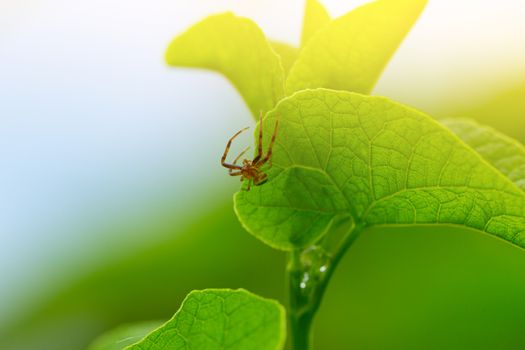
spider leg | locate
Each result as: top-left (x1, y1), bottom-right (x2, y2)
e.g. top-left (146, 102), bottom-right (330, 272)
top-left (229, 171), bottom-right (242, 176)
top-left (229, 146), bottom-right (250, 173)
top-left (221, 126), bottom-right (249, 169)
top-left (252, 110), bottom-right (264, 164)
top-left (223, 163), bottom-right (242, 170)
top-left (256, 113), bottom-right (279, 167)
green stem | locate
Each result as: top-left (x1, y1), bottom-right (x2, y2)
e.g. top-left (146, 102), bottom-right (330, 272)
top-left (288, 249), bottom-right (314, 350)
top-left (287, 223), bottom-right (364, 350)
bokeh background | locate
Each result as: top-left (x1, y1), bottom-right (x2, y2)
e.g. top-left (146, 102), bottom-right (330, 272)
top-left (1, 0), bottom-right (525, 349)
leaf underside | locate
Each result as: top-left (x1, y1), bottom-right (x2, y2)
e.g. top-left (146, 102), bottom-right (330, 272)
top-left (126, 289), bottom-right (285, 350)
top-left (165, 12), bottom-right (284, 117)
top-left (235, 89), bottom-right (525, 251)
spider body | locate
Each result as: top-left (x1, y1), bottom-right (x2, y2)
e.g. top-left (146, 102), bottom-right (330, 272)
top-left (239, 159), bottom-right (268, 185)
top-left (221, 111), bottom-right (279, 190)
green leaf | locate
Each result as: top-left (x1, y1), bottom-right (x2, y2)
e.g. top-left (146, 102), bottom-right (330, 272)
top-left (443, 118), bottom-right (525, 191)
top-left (269, 41), bottom-right (299, 76)
top-left (301, 0), bottom-right (331, 48)
top-left (234, 89), bottom-right (525, 251)
top-left (286, 0), bottom-right (427, 96)
top-left (87, 321), bottom-right (163, 350)
top-left (165, 13), bottom-right (285, 117)
top-left (126, 289), bottom-right (286, 350)
top-left (269, 0), bottom-right (331, 78)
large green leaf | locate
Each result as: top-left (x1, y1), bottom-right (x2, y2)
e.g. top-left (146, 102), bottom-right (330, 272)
top-left (286, 0), bottom-right (427, 96)
top-left (300, 0), bottom-right (331, 48)
top-left (165, 13), bottom-right (284, 116)
top-left (443, 118), bottom-right (525, 191)
top-left (235, 89), bottom-right (525, 250)
top-left (126, 289), bottom-right (285, 350)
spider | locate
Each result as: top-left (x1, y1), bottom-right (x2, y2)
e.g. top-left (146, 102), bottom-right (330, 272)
top-left (221, 111), bottom-right (279, 190)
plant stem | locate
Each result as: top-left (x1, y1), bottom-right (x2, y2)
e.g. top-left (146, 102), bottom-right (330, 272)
top-left (287, 223), bottom-right (364, 350)
top-left (288, 249), bottom-right (314, 350)
top-left (289, 306), bottom-right (314, 350)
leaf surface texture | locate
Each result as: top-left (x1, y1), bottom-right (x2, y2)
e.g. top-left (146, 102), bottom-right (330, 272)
top-left (235, 89), bottom-right (525, 250)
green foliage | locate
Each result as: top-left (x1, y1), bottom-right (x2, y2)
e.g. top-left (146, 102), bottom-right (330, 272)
top-left (300, 0), bottom-right (331, 48)
top-left (235, 89), bottom-right (525, 251)
top-left (165, 13), bottom-right (284, 117)
top-left (286, 0), bottom-right (428, 95)
top-left (7, 1), bottom-right (525, 350)
top-left (8, 206), bottom-right (525, 350)
top-left (87, 321), bottom-right (162, 350)
top-left (124, 0), bottom-right (525, 348)
top-left (166, 0), bottom-right (425, 120)
top-left (126, 289), bottom-right (285, 350)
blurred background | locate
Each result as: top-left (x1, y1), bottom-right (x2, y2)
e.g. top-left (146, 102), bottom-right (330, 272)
top-left (1, 0), bottom-right (525, 349)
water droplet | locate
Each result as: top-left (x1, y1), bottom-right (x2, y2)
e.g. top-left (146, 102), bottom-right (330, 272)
top-left (300, 246), bottom-right (330, 269)
top-left (296, 246), bottom-right (332, 294)
top-left (299, 272), bottom-right (310, 290)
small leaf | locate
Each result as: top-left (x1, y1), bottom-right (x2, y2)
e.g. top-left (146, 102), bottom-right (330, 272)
top-left (268, 0), bottom-right (330, 79)
top-left (286, 0), bottom-right (427, 96)
top-left (235, 89), bottom-right (525, 251)
top-left (126, 289), bottom-right (286, 350)
top-left (270, 1), bottom-right (329, 78)
top-left (166, 13), bottom-right (285, 117)
top-left (301, 0), bottom-right (331, 48)
top-left (443, 118), bottom-right (525, 191)
top-left (87, 321), bottom-right (163, 350)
